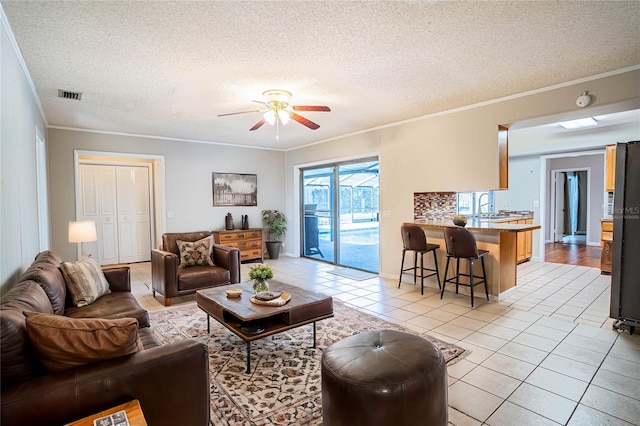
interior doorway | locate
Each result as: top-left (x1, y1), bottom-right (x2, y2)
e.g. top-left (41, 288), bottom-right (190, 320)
top-left (74, 150), bottom-right (165, 265)
top-left (552, 169), bottom-right (588, 244)
top-left (543, 157), bottom-right (601, 268)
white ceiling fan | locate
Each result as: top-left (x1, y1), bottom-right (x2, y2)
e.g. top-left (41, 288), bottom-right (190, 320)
top-left (218, 90), bottom-right (331, 138)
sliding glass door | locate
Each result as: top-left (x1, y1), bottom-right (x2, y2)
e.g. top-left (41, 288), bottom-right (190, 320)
top-left (301, 158), bottom-right (379, 272)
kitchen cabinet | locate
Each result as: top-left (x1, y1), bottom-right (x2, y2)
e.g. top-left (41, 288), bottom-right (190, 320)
top-left (512, 218), bottom-right (533, 264)
top-left (605, 144), bottom-right (616, 191)
top-left (498, 125), bottom-right (509, 189)
top-left (600, 219), bottom-right (613, 274)
top-left (212, 228), bottom-right (263, 263)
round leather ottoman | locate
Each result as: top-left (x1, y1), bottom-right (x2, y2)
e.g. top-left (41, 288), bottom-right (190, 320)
top-left (321, 329), bottom-right (448, 426)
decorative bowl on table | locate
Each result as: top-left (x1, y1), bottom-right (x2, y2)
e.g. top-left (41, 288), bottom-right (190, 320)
top-left (452, 215), bottom-right (467, 227)
top-left (225, 288), bottom-right (242, 298)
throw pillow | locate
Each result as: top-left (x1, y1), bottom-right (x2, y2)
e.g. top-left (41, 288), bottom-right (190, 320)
top-left (24, 311), bottom-right (141, 373)
top-left (177, 236), bottom-right (215, 268)
top-left (60, 257), bottom-right (111, 307)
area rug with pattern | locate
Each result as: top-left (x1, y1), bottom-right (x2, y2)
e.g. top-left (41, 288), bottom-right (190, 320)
top-left (149, 299), bottom-right (466, 425)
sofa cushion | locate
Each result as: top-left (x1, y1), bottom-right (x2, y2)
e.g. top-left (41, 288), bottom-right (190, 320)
top-left (33, 250), bottom-right (62, 266)
top-left (64, 291), bottom-right (150, 328)
top-left (24, 312), bottom-right (142, 373)
top-left (60, 257), bottom-right (111, 307)
top-left (177, 236), bottom-right (215, 268)
top-left (19, 261), bottom-right (67, 315)
top-left (0, 282), bottom-right (52, 386)
top-left (162, 231), bottom-right (212, 255)
top-left (178, 266), bottom-right (230, 291)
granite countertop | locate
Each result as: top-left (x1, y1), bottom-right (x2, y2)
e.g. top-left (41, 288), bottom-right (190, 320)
top-left (410, 216), bottom-right (539, 233)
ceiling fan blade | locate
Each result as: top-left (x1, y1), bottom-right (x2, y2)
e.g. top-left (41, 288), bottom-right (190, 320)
top-left (217, 109), bottom-right (261, 117)
top-left (249, 119), bottom-right (266, 131)
top-left (252, 100), bottom-right (268, 106)
top-left (292, 106), bottom-right (331, 112)
top-left (290, 112), bottom-right (320, 130)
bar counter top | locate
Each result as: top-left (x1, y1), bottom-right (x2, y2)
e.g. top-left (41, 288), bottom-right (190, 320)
top-left (406, 216), bottom-right (540, 298)
top-left (411, 217), bottom-right (540, 233)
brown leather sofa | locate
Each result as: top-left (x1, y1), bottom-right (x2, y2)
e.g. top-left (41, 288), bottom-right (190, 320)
top-left (152, 231), bottom-right (241, 306)
top-left (1, 251), bottom-right (210, 426)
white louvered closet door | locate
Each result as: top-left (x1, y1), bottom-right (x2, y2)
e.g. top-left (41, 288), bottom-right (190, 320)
top-left (116, 166), bottom-right (151, 263)
top-left (79, 164), bottom-right (151, 265)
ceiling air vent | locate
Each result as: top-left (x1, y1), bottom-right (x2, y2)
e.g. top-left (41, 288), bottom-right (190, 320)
top-left (58, 89), bottom-right (82, 100)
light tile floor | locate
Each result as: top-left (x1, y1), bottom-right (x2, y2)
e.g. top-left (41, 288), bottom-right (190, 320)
top-left (129, 258), bottom-right (640, 426)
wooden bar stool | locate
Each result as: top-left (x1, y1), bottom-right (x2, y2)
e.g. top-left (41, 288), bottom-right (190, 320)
top-left (398, 224), bottom-right (441, 295)
top-left (440, 226), bottom-right (489, 308)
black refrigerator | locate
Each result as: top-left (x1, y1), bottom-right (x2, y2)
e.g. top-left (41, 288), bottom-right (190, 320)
top-left (610, 140), bottom-right (640, 334)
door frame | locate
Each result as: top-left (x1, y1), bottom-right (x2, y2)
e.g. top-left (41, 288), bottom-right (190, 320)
top-left (549, 167), bottom-right (590, 243)
top-left (292, 151), bottom-right (380, 259)
top-left (73, 150), bottom-right (166, 261)
top-left (539, 149), bottom-right (603, 261)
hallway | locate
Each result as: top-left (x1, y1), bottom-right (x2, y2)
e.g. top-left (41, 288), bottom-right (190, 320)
top-left (545, 242), bottom-right (601, 269)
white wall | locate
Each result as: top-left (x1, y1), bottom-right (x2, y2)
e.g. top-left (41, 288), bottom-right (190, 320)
top-left (1, 12), bottom-right (48, 292)
top-left (47, 129), bottom-right (286, 262)
top-left (493, 156), bottom-right (541, 257)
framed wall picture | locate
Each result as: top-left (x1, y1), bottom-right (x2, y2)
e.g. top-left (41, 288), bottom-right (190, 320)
top-left (212, 172), bottom-right (257, 206)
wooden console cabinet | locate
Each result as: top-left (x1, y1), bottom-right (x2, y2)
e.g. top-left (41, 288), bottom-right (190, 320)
top-left (212, 228), bottom-right (263, 263)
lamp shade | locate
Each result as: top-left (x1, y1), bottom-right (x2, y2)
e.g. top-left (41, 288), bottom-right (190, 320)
top-left (68, 220), bottom-right (97, 243)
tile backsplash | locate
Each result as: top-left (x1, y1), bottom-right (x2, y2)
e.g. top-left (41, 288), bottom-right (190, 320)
top-left (414, 192), bottom-right (457, 219)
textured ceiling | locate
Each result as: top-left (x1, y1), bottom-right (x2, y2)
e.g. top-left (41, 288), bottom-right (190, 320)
top-left (2, 1), bottom-right (640, 150)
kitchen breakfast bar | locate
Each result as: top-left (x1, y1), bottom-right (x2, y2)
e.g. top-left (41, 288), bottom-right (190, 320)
top-left (407, 218), bottom-right (541, 299)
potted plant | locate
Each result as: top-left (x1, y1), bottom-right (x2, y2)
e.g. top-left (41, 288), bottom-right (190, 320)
top-left (262, 209), bottom-right (287, 259)
top-left (248, 263), bottom-right (274, 292)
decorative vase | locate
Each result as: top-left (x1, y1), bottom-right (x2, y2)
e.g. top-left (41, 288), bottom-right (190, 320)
top-left (452, 215), bottom-right (467, 227)
top-left (253, 280), bottom-right (269, 293)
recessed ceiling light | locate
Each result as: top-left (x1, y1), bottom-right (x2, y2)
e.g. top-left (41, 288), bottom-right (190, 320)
top-left (558, 117), bottom-right (597, 130)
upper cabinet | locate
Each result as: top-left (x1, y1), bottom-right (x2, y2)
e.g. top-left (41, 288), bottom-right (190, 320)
top-left (498, 125), bottom-right (509, 189)
top-left (605, 144), bottom-right (616, 192)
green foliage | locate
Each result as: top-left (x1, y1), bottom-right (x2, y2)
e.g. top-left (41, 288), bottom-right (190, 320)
top-left (248, 263), bottom-right (274, 281)
top-left (261, 209), bottom-right (287, 241)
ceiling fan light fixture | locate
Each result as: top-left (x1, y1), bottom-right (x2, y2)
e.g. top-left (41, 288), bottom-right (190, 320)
top-left (263, 89), bottom-right (292, 105)
top-left (263, 110), bottom-right (276, 125)
top-left (278, 109), bottom-right (291, 125)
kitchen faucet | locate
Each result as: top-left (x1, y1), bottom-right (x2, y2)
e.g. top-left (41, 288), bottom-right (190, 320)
top-left (476, 193), bottom-right (490, 216)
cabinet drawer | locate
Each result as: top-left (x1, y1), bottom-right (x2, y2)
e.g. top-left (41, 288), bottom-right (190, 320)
top-left (217, 233), bottom-right (237, 243)
top-left (240, 249), bottom-right (262, 261)
top-left (601, 221), bottom-right (613, 232)
top-left (237, 240), bottom-right (262, 250)
top-left (601, 231), bottom-right (613, 242)
top-left (220, 241), bottom-right (239, 248)
top-left (242, 230), bottom-right (262, 239)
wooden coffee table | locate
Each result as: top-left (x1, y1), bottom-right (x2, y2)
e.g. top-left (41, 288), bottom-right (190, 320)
top-left (196, 280), bottom-right (334, 373)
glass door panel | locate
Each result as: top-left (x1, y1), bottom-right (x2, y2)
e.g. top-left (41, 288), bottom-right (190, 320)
top-left (301, 159), bottom-right (379, 273)
top-left (337, 161), bottom-right (379, 272)
top-left (302, 167), bottom-right (335, 263)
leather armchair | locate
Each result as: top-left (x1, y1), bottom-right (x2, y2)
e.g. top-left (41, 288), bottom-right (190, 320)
top-left (151, 231), bottom-right (240, 306)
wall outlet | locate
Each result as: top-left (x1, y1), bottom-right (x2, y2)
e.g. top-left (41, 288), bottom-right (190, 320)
top-left (533, 200), bottom-right (539, 208)
top-left (167, 211), bottom-right (175, 218)
top-left (504, 200), bottom-right (511, 207)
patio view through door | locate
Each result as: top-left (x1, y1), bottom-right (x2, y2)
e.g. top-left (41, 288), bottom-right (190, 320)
top-left (301, 158), bottom-right (379, 273)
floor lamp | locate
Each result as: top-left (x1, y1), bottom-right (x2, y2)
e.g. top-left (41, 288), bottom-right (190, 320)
top-left (68, 220), bottom-right (97, 258)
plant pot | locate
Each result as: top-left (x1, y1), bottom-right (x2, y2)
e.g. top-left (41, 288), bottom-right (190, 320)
top-left (265, 241), bottom-right (282, 260)
top-left (253, 280), bottom-right (269, 293)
